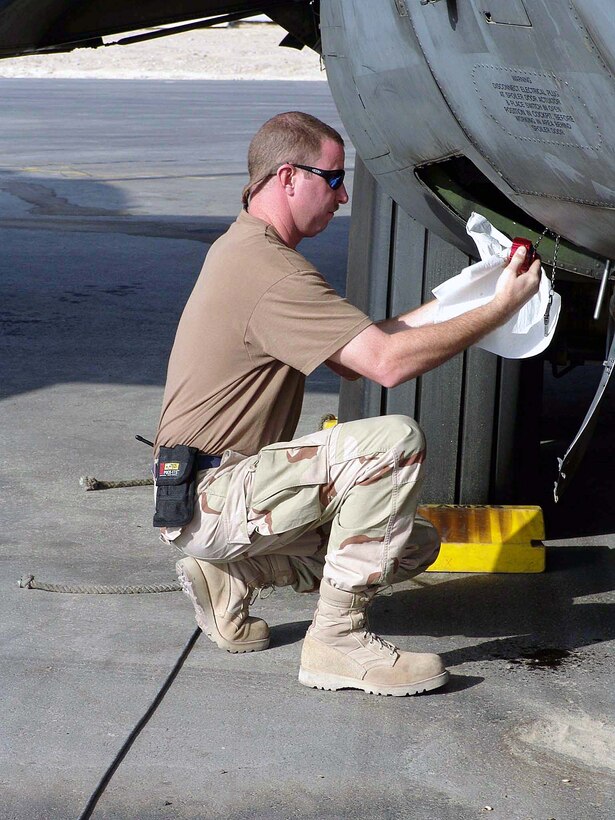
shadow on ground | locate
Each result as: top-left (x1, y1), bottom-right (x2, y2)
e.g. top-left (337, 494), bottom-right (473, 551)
top-left (0, 169), bottom-right (351, 401)
top-left (372, 546), bottom-right (613, 665)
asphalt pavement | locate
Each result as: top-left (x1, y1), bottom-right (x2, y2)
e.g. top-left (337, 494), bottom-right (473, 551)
top-left (0, 79), bottom-right (613, 820)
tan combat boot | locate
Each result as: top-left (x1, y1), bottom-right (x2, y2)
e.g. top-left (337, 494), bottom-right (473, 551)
top-left (298, 578), bottom-right (449, 696)
top-left (176, 554), bottom-right (295, 653)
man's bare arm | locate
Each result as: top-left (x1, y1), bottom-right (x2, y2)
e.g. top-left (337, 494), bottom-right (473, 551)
top-left (325, 359), bottom-right (362, 380)
top-left (328, 247), bottom-right (541, 388)
top-left (377, 299), bottom-right (440, 332)
top-left (325, 301), bottom-right (439, 380)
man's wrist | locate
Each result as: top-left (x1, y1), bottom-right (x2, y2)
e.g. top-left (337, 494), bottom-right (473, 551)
top-left (485, 293), bottom-right (513, 326)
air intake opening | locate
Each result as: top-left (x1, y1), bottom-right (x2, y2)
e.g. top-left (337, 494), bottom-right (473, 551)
top-left (415, 154), bottom-right (602, 277)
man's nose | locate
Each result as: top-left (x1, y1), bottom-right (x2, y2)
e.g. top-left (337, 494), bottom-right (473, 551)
top-left (337, 183), bottom-right (349, 205)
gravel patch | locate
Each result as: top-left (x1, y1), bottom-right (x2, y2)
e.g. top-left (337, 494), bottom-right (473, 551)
top-left (0, 21), bottom-right (326, 81)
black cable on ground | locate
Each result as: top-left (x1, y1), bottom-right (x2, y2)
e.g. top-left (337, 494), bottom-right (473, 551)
top-left (77, 626), bottom-right (201, 820)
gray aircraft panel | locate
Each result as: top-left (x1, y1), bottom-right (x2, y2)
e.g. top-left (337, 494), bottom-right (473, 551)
top-left (321, 0), bottom-right (615, 264)
top-left (409, 4), bottom-right (613, 204)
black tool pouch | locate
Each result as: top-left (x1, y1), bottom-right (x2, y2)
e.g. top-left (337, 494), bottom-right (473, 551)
top-left (153, 445), bottom-right (199, 528)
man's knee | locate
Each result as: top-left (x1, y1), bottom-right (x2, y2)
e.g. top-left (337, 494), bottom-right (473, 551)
top-left (334, 414), bottom-right (425, 461)
top-left (380, 414), bottom-right (425, 454)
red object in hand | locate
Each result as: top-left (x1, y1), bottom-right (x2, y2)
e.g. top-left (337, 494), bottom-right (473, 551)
top-left (509, 237), bottom-right (538, 273)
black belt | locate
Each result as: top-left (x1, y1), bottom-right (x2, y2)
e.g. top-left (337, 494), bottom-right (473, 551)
top-left (197, 453), bottom-right (222, 470)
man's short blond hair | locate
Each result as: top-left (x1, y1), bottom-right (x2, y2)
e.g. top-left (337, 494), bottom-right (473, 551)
top-left (241, 111), bottom-right (344, 209)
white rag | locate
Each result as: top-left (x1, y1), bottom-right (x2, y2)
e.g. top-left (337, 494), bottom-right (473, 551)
top-left (432, 212), bottom-right (561, 358)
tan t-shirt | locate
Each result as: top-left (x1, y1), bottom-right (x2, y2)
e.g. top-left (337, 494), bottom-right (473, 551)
top-left (155, 210), bottom-right (373, 456)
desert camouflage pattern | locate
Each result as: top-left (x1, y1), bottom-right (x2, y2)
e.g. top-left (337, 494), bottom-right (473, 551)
top-left (159, 415), bottom-right (440, 592)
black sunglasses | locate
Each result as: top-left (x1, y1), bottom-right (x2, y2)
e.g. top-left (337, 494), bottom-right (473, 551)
top-left (289, 163), bottom-right (346, 190)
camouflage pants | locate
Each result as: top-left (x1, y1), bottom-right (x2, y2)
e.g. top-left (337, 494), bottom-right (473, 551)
top-left (160, 415), bottom-right (440, 592)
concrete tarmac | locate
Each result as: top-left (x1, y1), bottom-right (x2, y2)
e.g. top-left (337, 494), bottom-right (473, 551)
top-left (0, 80), bottom-right (613, 820)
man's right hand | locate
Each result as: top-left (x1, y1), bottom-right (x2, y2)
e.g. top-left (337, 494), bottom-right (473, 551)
top-left (491, 245), bottom-right (542, 321)
top-left (330, 245), bottom-right (544, 389)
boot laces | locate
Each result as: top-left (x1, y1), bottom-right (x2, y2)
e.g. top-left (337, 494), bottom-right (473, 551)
top-left (360, 585), bottom-right (393, 605)
top-left (359, 611), bottom-right (396, 655)
top-left (363, 629), bottom-right (397, 655)
top-left (250, 583), bottom-right (275, 604)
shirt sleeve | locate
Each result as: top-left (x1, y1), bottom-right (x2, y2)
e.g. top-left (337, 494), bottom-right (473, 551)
top-left (246, 270), bottom-right (373, 375)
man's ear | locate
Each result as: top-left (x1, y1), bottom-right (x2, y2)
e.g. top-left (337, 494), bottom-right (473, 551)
top-left (277, 163), bottom-right (294, 194)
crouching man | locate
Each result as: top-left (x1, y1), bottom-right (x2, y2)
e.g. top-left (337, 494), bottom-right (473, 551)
top-left (154, 112), bottom-right (540, 696)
